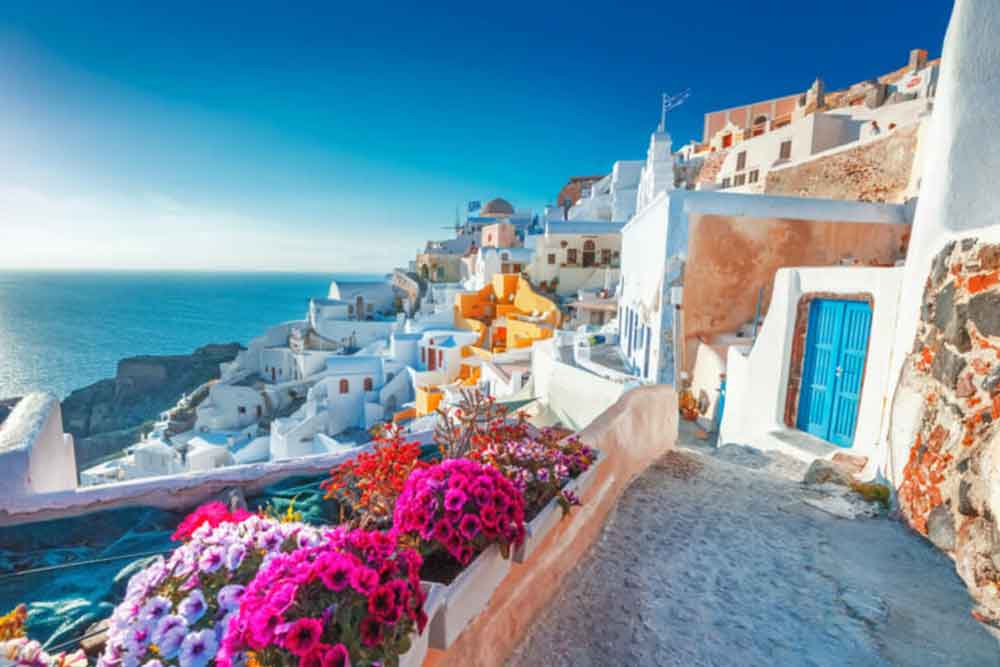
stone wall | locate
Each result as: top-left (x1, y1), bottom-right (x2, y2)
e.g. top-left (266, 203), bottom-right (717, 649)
top-left (894, 237), bottom-right (1000, 630)
top-left (765, 124), bottom-right (919, 204)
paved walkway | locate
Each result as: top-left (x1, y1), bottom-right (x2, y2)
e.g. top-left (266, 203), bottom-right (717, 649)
top-left (509, 425), bottom-right (998, 666)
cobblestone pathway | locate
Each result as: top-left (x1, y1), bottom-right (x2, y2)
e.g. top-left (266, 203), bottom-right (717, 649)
top-left (509, 431), bottom-right (998, 666)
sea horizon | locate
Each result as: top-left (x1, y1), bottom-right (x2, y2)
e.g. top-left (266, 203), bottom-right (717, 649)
top-left (0, 269), bottom-right (388, 400)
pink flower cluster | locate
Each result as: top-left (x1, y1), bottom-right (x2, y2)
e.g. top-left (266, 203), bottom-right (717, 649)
top-left (171, 501), bottom-right (254, 542)
top-left (219, 527), bottom-right (426, 667)
top-left (392, 458), bottom-right (526, 565)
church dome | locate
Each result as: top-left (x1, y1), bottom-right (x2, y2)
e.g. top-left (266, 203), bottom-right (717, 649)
top-left (480, 198), bottom-right (515, 217)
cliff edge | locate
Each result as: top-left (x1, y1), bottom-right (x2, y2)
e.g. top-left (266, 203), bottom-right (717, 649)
top-left (62, 343), bottom-right (243, 469)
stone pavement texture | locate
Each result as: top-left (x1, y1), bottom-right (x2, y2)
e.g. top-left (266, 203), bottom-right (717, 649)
top-left (509, 426), bottom-right (998, 666)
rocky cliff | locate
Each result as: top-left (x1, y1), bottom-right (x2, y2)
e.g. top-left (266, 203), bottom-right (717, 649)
top-left (63, 343), bottom-right (242, 468)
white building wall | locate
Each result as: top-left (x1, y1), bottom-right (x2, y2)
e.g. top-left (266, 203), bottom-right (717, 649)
top-left (0, 394), bottom-right (77, 497)
top-left (719, 267), bottom-right (903, 463)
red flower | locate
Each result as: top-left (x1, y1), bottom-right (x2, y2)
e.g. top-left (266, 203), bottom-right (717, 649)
top-left (285, 618), bottom-right (323, 657)
top-left (367, 584), bottom-right (397, 623)
top-left (359, 616), bottom-right (383, 647)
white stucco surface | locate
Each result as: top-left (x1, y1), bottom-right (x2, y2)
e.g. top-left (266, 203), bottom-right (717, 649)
top-left (0, 393), bottom-right (76, 497)
top-left (720, 267), bottom-right (903, 465)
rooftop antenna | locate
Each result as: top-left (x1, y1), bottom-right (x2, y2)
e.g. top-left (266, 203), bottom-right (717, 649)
top-left (659, 88), bottom-right (691, 133)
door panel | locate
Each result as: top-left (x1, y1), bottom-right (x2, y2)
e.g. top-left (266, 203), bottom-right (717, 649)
top-left (828, 302), bottom-right (872, 447)
top-left (797, 300), bottom-right (844, 440)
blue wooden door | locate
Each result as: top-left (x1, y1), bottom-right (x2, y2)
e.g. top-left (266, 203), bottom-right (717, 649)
top-left (797, 299), bottom-right (871, 447)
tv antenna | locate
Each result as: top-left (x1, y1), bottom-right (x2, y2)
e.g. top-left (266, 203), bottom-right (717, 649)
top-left (659, 89), bottom-right (691, 133)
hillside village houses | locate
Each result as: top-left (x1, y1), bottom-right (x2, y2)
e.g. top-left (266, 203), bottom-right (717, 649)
top-left (3, 37), bottom-right (971, 566)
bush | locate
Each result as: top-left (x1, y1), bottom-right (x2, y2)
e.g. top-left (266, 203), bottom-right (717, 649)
top-left (218, 527), bottom-right (426, 667)
top-left (99, 514), bottom-right (321, 667)
top-left (392, 459), bottom-right (525, 564)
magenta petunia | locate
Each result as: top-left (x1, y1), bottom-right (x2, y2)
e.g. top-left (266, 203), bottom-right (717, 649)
top-left (349, 565), bottom-right (379, 596)
top-left (284, 618), bottom-right (323, 657)
top-left (320, 644), bottom-right (351, 667)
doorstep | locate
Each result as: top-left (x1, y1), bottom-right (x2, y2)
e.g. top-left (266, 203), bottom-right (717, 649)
top-left (757, 428), bottom-right (842, 464)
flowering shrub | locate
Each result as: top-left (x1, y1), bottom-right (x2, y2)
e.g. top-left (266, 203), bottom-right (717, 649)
top-left (171, 502), bottom-right (254, 542)
top-left (321, 426), bottom-right (428, 529)
top-left (393, 459), bottom-right (525, 565)
top-left (0, 638), bottom-right (86, 667)
top-left (99, 515), bottom-right (321, 667)
top-left (433, 389), bottom-right (511, 459)
top-left (219, 527), bottom-right (426, 667)
top-left (472, 432), bottom-right (595, 519)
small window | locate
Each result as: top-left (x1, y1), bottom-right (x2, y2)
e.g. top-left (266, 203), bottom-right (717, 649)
top-left (363, 377), bottom-right (373, 391)
top-left (339, 379), bottom-right (349, 394)
top-left (779, 140), bottom-right (792, 160)
top-left (583, 239), bottom-right (596, 250)
top-left (238, 406), bottom-right (246, 415)
top-left (601, 249), bottom-right (611, 265)
top-left (749, 169), bottom-right (759, 184)
top-left (734, 173), bottom-right (746, 186)
top-left (501, 252), bottom-right (509, 261)
top-left (560, 240), bottom-right (568, 248)
top-left (736, 151), bottom-right (747, 171)
top-left (547, 253), bottom-right (556, 265)
top-left (721, 177), bottom-right (731, 189)
top-left (348, 305), bottom-right (354, 315)
top-left (512, 263), bottom-right (522, 273)
top-left (567, 248), bottom-right (578, 264)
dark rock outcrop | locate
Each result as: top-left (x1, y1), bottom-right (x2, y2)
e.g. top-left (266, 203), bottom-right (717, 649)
top-left (63, 343), bottom-right (242, 468)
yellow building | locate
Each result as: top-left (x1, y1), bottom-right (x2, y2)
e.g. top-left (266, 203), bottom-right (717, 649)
top-left (454, 273), bottom-right (561, 355)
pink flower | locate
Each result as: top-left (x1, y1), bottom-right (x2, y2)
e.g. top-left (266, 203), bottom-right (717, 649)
top-left (284, 618), bottom-right (323, 657)
top-left (321, 645), bottom-right (350, 667)
top-left (459, 515), bottom-right (481, 541)
top-left (350, 566), bottom-right (379, 596)
top-left (319, 556), bottom-right (353, 592)
top-left (248, 607), bottom-right (282, 649)
top-left (443, 488), bottom-right (467, 512)
top-left (299, 648), bottom-right (324, 667)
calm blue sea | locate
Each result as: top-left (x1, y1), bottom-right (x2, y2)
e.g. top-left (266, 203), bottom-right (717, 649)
top-left (0, 271), bottom-right (384, 399)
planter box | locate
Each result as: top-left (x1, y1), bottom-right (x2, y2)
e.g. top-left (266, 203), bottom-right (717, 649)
top-left (426, 543), bottom-right (512, 650)
top-left (513, 448), bottom-right (604, 563)
top-left (399, 582), bottom-right (446, 667)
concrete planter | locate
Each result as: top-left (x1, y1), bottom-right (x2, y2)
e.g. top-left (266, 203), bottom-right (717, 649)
top-left (427, 543), bottom-right (512, 650)
top-left (513, 448), bottom-right (604, 563)
top-left (399, 582), bottom-right (445, 667)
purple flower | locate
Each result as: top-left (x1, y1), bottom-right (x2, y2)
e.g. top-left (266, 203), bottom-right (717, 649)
top-left (141, 596), bottom-right (171, 622)
top-left (198, 546), bottom-right (224, 573)
top-left (257, 529), bottom-right (282, 551)
top-left (156, 625), bottom-right (186, 660)
top-left (178, 630), bottom-right (217, 667)
top-left (217, 584), bottom-right (245, 612)
top-left (225, 543), bottom-right (247, 571)
top-left (177, 590), bottom-right (207, 624)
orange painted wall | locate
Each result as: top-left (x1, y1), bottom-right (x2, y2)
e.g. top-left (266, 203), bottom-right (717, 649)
top-left (680, 214), bottom-right (909, 372)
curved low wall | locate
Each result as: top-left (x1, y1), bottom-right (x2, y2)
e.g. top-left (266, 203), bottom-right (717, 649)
top-left (424, 383), bottom-right (679, 667)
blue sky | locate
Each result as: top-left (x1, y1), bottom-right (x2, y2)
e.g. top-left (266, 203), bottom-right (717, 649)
top-left (0, 1), bottom-right (951, 271)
